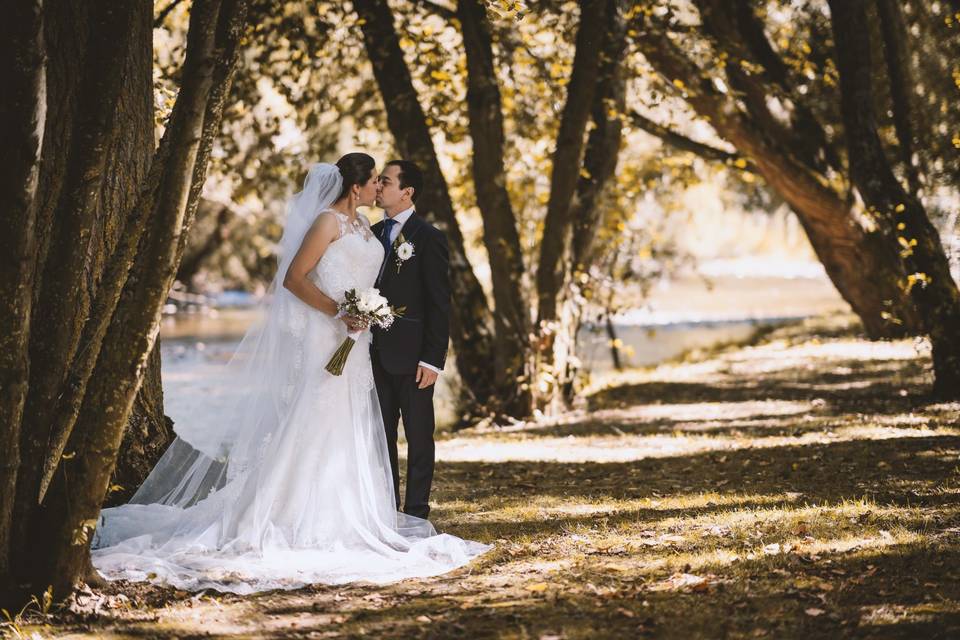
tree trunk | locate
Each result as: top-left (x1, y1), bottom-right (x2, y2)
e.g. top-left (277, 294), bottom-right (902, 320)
top-left (535, 0), bottom-right (610, 326)
top-left (570, 2), bottom-right (628, 276)
top-left (875, 0), bottom-right (923, 197)
top-left (7, 0), bottom-right (157, 604)
top-left (829, 0), bottom-right (960, 397)
top-left (0, 0), bottom-right (45, 583)
top-left (3, 0), bottom-right (250, 606)
top-left (456, 0), bottom-right (532, 416)
top-left (108, 342), bottom-right (175, 507)
top-left (636, 29), bottom-right (922, 339)
top-left (535, 0), bottom-right (625, 411)
top-left (355, 0), bottom-right (498, 417)
top-left (176, 199), bottom-right (236, 287)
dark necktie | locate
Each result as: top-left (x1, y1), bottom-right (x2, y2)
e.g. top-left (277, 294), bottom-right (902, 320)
top-left (381, 218), bottom-right (397, 256)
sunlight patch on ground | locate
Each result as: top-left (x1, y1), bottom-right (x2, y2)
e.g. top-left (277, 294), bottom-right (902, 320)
top-left (437, 425), bottom-right (960, 463)
top-left (859, 601), bottom-right (960, 627)
top-left (591, 399), bottom-right (813, 423)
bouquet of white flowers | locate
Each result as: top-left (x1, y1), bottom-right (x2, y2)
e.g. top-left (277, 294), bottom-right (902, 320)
top-left (325, 287), bottom-right (403, 376)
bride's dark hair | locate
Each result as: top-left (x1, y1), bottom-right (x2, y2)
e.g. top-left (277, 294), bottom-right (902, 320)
top-left (335, 152), bottom-right (376, 200)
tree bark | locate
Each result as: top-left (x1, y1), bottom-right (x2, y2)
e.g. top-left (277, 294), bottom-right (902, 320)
top-left (108, 342), bottom-right (174, 507)
top-left (37, 0), bottom-right (246, 598)
top-left (355, 0), bottom-right (498, 415)
top-left (829, 0), bottom-right (960, 397)
top-left (0, 0), bottom-right (45, 583)
top-left (4, 0), bottom-right (251, 605)
top-left (536, 0), bottom-right (610, 325)
top-left (570, 3), bottom-right (628, 274)
top-left (7, 0), bottom-right (158, 604)
top-left (636, 28), bottom-right (922, 339)
top-left (456, 0), bottom-right (532, 416)
top-left (875, 0), bottom-right (923, 197)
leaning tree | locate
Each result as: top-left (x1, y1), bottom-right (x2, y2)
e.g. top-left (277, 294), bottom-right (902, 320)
top-left (629, 0), bottom-right (960, 396)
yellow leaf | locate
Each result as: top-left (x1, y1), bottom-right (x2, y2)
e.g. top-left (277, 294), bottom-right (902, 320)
top-left (527, 582), bottom-right (549, 592)
top-left (733, 158), bottom-right (748, 169)
top-left (672, 79), bottom-right (685, 90)
top-left (894, 203), bottom-right (906, 213)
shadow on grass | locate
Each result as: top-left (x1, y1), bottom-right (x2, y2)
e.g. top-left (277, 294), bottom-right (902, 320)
top-left (241, 542), bottom-right (960, 640)
top-left (434, 435), bottom-right (960, 509)
top-left (587, 358), bottom-right (931, 413)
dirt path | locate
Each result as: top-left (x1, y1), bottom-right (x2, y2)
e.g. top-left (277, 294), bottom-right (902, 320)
top-left (11, 316), bottom-right (960, 639)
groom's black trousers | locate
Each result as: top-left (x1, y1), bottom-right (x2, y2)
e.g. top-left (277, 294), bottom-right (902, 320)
top-left (371, 357), bottom-right (435, 520)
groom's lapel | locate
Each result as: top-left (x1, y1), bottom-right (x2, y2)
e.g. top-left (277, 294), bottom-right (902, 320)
top-left (378, 213), bottom-right (424, 287)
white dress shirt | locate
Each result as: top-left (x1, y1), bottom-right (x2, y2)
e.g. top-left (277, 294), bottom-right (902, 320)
top-left (383, 207), bottom-right (442, 376)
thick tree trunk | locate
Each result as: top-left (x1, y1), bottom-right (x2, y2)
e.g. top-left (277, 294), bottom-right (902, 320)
top-left (457, 0), bottom-right (532, 416)
top-left (535, 0), bottom-right (610, 325)
top-left (0, 0), bottom-right (45, 583)
top-left (33, 0), bottom-right (246, 599)
top-left (3, 0), bottom-right (250, 605)
top-left (355, 0), bottom-right (498, 416)
top-left (636, 30), bottom-right (922, 339)
top-left (7, 0), bottom-right (157, 604)
top-left (830, 0), bottom-right (960, 397)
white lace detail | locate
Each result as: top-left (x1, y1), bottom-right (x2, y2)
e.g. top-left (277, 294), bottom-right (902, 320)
top-left (320, 208), bottom-right (375, 242)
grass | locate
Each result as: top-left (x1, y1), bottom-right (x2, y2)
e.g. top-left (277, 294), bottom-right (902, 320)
top-left (12, 314), bottom-right (960, 639)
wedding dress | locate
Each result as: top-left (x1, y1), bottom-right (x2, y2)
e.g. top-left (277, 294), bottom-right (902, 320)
top-left (91, 164), bottom-right (489, 594)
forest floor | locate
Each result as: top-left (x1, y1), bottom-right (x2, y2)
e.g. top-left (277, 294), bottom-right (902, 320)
top-left (7, 315), bottom-right (960, 639)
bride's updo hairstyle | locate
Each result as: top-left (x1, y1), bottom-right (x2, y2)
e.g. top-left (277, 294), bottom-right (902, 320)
top-left (335, 152), bottom-right (376, 200)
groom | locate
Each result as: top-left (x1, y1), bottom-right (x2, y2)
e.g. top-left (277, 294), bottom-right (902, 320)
top-left (370, 160), bottom-right (450, 520)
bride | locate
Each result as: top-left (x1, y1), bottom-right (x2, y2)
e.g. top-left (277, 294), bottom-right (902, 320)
top-left (91, 153), bottom-right (489, 594)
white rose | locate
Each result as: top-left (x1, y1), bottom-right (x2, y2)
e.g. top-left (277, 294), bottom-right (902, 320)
top-left (396, 242), bottom-right (414, 261)
top-left (356, 289), bottom-right (375, 313)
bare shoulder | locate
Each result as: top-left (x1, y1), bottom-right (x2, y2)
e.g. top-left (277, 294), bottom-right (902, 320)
top-left (304, 210), bottom-right (340, 243)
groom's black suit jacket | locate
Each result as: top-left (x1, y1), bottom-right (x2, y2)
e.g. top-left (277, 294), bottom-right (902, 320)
top-left (371, 213), bottom-right (450, 375)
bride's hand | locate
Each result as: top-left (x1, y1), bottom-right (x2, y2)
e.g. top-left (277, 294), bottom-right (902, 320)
top-left (341, 314), bottom-right (369, 333)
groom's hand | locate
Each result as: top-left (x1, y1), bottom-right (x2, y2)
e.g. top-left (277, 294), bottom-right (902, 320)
top-left (416, 366), bottom-right (438, 389)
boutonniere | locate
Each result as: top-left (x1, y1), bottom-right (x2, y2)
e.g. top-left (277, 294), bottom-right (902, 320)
top-left (392, 233), bottom-right (415, 273)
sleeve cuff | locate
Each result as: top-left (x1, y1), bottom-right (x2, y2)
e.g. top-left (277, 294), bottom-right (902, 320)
top-left (418, 361), bottom-right (442, 375)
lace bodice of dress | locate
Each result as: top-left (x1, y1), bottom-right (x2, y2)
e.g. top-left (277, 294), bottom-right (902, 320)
top-left (311, 209), bottom-right (384, 301)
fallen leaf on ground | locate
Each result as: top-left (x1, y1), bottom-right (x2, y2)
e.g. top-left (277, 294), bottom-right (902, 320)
top-left (650, 572), bottom-right (716, 592)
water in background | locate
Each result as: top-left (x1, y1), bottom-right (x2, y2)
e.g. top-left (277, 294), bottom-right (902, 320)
top-left (159, 268), bottom-right (845, 428)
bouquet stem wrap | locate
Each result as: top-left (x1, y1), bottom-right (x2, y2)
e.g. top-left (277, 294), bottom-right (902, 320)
top-left (325, 331), bottom-right (362, 376)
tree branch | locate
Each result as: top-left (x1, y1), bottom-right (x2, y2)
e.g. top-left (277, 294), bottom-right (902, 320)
top-left (628, 109), bottom-right (745, 166)
top-left (413, 0), bottom-right (456, 20)
top-left (155, 0), bottom-right (189, 28)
